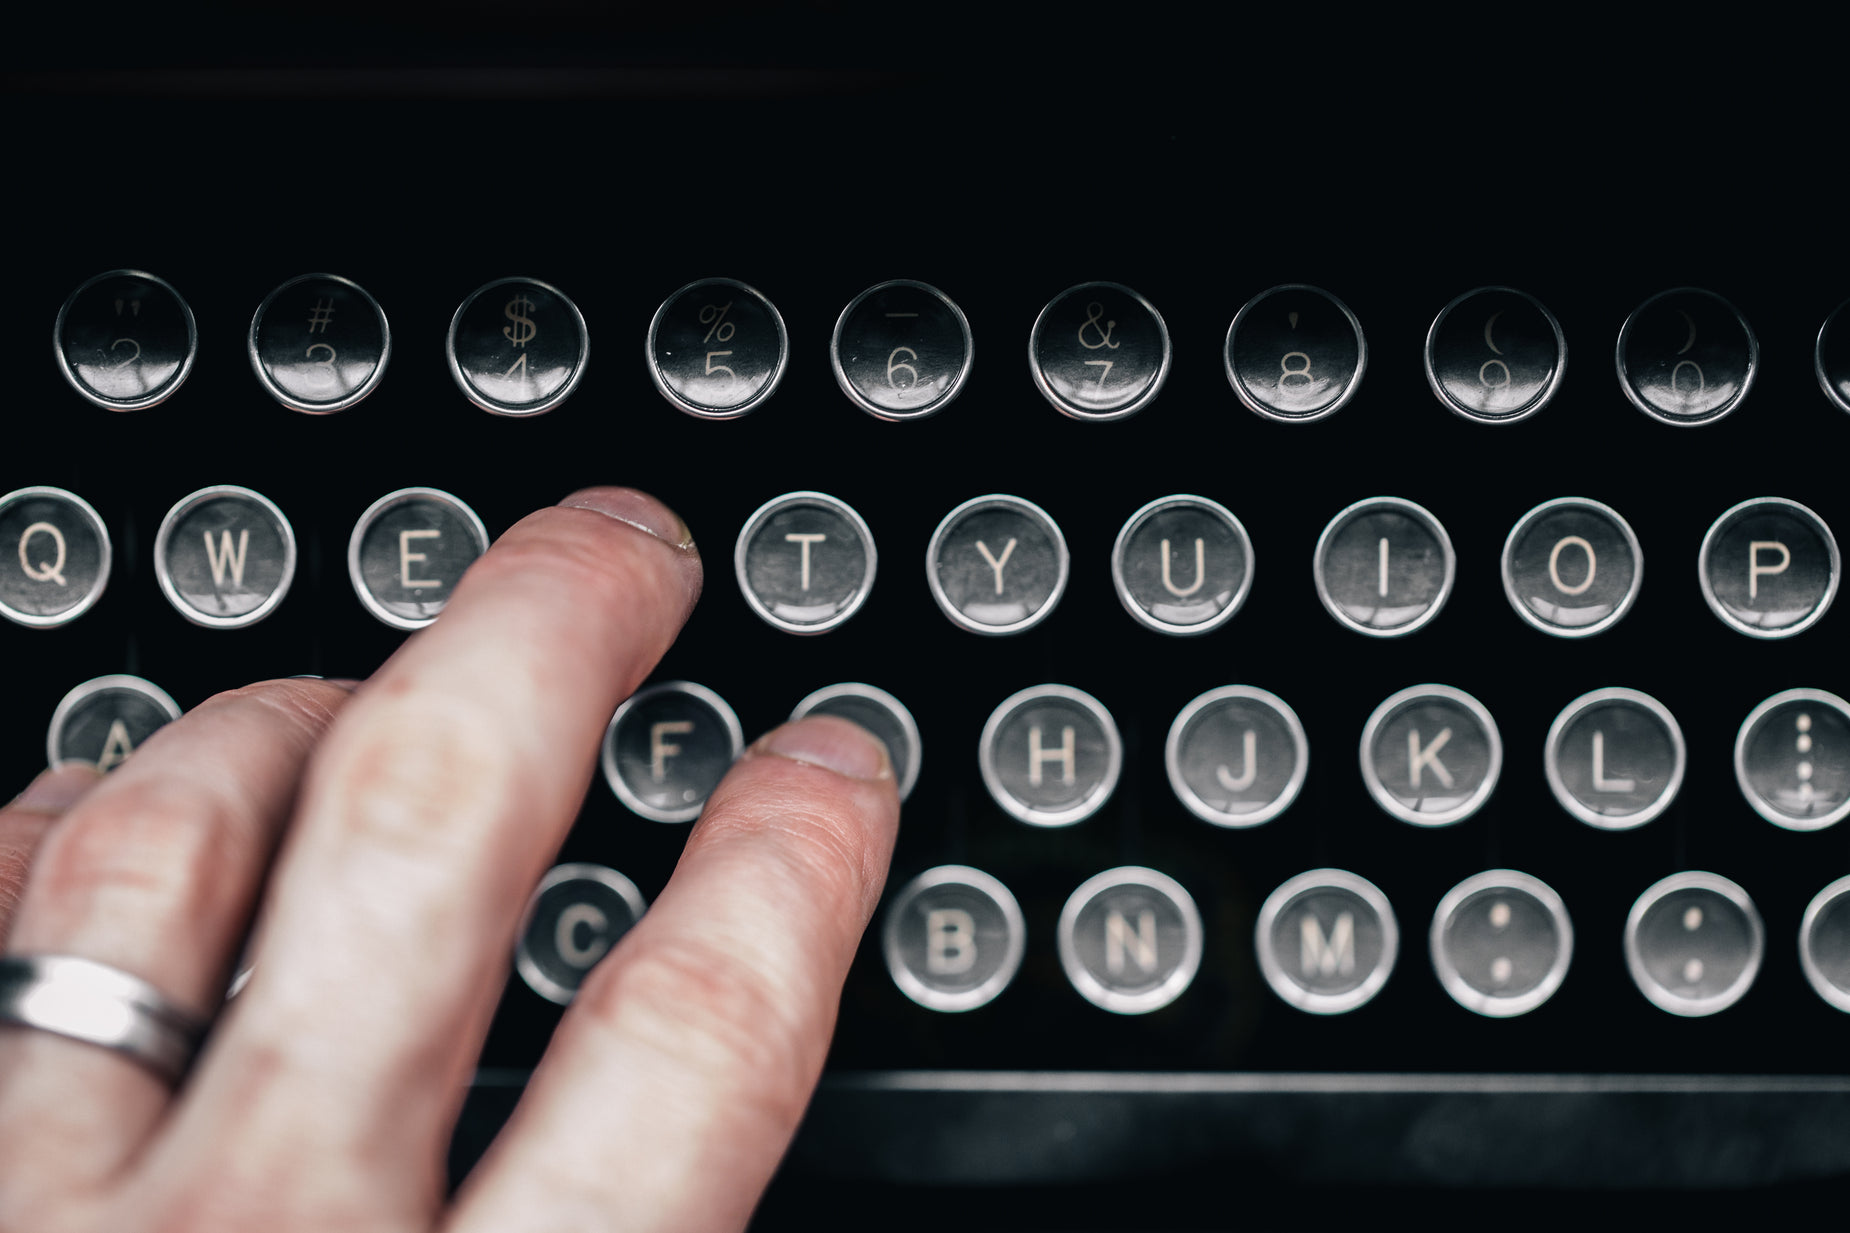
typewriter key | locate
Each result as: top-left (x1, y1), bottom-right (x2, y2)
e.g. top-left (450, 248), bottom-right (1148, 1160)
top-left (1544, 689), bottom-right (1685, 830)
top-left (831, 280), bottom-right (972, 421)
top-left (1800, 875), bottom-right (1850, 1013)
top-left (979, 685), bottom-right (1121, 828)
top-left (347, 487), bottom-right (489, 631)
top-left (734, 492), bottom-right (876, 634)
top-left (47, 675), bottom-right (182, 773)
top-left (1734, 688), bottom-right (1850, 832)
top-left (1165, 685), bottom-right (1308, 828)
top-left (1029, 281), bottom-right (1170, 421)
top-left (1431, 870), bottom-right (1573, 1018)
top-left (1625, 872), bottom-right (1763, 1017)
top-left (1424, 286), bottom-right (1566, 424)
top-left (249, 273), bottom-right (390, 414)
top-left (1225, 284), bottom-right (1366, 423)
top-left (791, 683), bottom-right (920, 802)
top-left (601, 681), bottom-right (744, 824)
top-left (154, 485), bottom-right (296, 629)
top-left (1501, 497), bottom-right (1642, 638)
top-left (1817, 298), bottom-right (1850, 414)
top-left (54, 269), bottom-right (196, 411)
top-left (447, 276), bottom-right (588, 417)
top-left (882, 866), bottom-right (1025, 1013)
top-left (648, 277), bottom-right (787, 419)
top-left (1255, 870), bottom-right (1398, 1015)
top-left (1314, 497), bottom-right (1455, 638)
top-left (927, 494), bottom-right (1069, 636)
top-left (1617, 287), bottom-right (1757, 426)
top-left (1057, 867), bottom-right (1202, 1015)
top-left (515, 863), bottom-right (648, 1005)
top-left (0, 486), bottom-right (110, 629)
top-left (1699, 497), bottom-right (1839, 639)
top-left (1360, 685), bottom-right (1502, 827)
top-left (1111, 495), bottom-right (1253, 636)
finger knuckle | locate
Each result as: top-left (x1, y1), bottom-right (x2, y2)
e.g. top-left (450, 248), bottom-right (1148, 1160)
top-left (318, 699), bottom-right (519, 859)
top-left (30, 778), bottom-right (244, 928)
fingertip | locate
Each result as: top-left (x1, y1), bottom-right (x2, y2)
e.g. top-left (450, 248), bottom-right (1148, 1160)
top-left (750, 715), bottom-right (894, 784)
top-left (558, 486), bottom-right (697, 554)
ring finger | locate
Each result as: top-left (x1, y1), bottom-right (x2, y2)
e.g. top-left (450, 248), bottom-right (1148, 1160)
top-left (0, 677), bottom-right (353, 1215)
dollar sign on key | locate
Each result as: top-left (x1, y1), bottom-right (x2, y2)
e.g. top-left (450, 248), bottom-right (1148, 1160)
top-left (503, 294), bottom-right (538, 348)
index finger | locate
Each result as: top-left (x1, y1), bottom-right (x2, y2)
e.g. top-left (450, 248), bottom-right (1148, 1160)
top-left (146, 487), bottom-right (702, 1215)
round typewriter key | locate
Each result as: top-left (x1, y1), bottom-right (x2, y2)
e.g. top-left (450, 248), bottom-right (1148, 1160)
top-left (1360, 685), bottom-right (1502, 827)
top-left (1430, 870), bottom-right (1572, 1018)
top-left (882, 866), bottom-right (1025, 1012)
top-left (0, 486), bottom-right (111, 628)
top-left (1625, 872), bottom-right (1762, 1017)
top-left (1423, 287), bottom-right (1565, 424)
top-left (979, 685), bottom-right (1120, 828)
top-left (1734, 689), bottom-right (1850, 832)
top-left (734, 492), bottom-right (876, 634)
top-left (1166, 685), bottom-right (1308, 828)
top-left (1029, 281), bottom-right (1170, 421)
top-left (515, 863), bottom-right (648, 1005)
top-left (154, 485), bottom-right (296, 629)
top-left (1544, 688), bottom-right (1685, 830)
top-left (1255, 869), bottom-right (1398, 1014)
top-left (926, 494), bottom-right (1069, 636)
top-left (648, 277), bottom-right (787, 419)
top-left (248, 273), bottom-right (390, 414)
top-left (830, 280), bottom-right (972, 421)
top-left (54, 269), bottom-right (196, 411)
top-left (1224, 284), bottom-right (1366, 422)
top-left (1698, 497), bottom-right (1838, 639)
top-left (47, 674), bottom-right (182, 773)
top-left (1800, 875), bottom-right (1850, 1013)
top-left (602, 681), bottom-right (744, 824)
top-left (447, 276), bottom-right (588, 417)
top-left (1501, 497), bottom-right (1642, 638)
top-left (1314, 497), bottom-right (1455, 638)
top-left (791, 682), bottom-right (921, 802)
top-left (1058, 867), bottom-right (1202, 1015)
top-left (347, 487), bottom-right (489, 631)
top-left (1111, 495), bottom-right (1253, 636)
top-left (1817, 298), bottom-right (1850, 415)
top-left (1617, 287), bottom-right (1757, 426)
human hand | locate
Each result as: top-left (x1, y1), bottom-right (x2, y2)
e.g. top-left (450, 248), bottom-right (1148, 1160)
top-left (0, 487), bottom-right (901, 1231)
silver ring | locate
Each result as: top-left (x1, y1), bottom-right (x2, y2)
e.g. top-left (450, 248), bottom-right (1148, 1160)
top-left (0, 954), bottom-right (208, 1083)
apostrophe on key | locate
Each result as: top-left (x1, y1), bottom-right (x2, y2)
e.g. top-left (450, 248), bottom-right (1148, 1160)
top-left (1489, 900), bottom-right (1511, 929)
top-left (1683, 905), bottom-right (1704, 931)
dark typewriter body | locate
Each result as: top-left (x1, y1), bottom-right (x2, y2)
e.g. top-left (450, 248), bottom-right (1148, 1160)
top-left (9, 12), bottom-right (1848, 1224)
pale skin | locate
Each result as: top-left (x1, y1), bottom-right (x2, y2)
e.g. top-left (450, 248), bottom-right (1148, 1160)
top-left (0, 486), bottom-right (901, 1232)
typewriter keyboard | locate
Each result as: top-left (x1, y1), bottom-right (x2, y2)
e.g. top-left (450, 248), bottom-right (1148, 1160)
top-left (12, 83), bottom-right (1850, 1192)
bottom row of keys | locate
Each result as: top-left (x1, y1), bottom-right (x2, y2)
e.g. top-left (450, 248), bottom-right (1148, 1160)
top-left (516, 863), bottom-right (1850, 1019)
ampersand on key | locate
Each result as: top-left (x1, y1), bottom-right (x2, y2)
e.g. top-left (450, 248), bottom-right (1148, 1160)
top-left (1078, 301), bottom-right (1119, 350)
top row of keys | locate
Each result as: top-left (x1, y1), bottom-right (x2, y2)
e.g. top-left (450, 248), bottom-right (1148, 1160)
top-left (52, 270), bottom-right (1850, 424)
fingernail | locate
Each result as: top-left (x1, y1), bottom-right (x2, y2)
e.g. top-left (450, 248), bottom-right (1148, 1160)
top-left (560, 487), bottom-right (695, 552)
top-left (755, 716), bottom-right (893, 782)
top-left (9, 764), bottom-right (102, 816)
